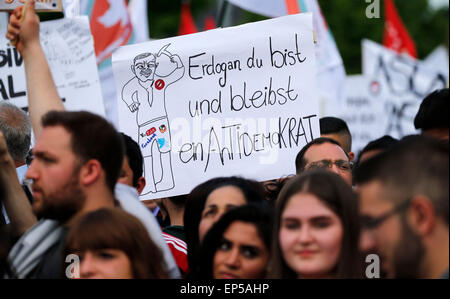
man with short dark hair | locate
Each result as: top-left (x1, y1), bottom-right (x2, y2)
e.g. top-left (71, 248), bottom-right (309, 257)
top-left (7, 110), bottom-right (125, 278)
top-left (414, 88), bottom-right (449, 141)
top-left (119, 133), bottom-right (146, 194)
top-left (6, 2), bottom-right (180, 278)
top-left (354, 135), bottom-right (449, 278)
top-left (295, 137), bottom-right (353, 185)
top-left (354, 135), bottom-right (399, 167)
top-left (320, 116), bottom-right (354, 161)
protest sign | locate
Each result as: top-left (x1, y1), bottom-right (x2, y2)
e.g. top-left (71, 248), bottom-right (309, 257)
top-left (0, 16), bottom-right (105, 117)
top-left (0, 0), bottom-right (62, 11)
top-left (323, 41), bottom-right (448, 156)
top-left (113, 13), bottom-right (320, 200)
top-left (323, 75), bottom-right (387, 155)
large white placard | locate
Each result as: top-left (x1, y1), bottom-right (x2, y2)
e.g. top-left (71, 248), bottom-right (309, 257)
top-left (113, 13), bottom-right (320, 199)
top-left (0, 16), bottom-right (105, 117)
top-left (323, 41), bottom-right (448, 156)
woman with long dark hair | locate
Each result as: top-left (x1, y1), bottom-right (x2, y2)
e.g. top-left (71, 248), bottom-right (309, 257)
top-left (197, 203), bottom-right (274, 279)
top-left (184, 176), bottom-right (266, 278)
top-left (268, 171), bottom-right (363, 278)
top-left (63, 208), bottom-right (168, 279)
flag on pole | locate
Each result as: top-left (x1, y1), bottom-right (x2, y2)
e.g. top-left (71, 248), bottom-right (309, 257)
top-left (179, 1), bottom-right (198, 35)
top-left (227, 0), bottom-right (347, 104)
top-left (383, 0), bottom-right (417, 58)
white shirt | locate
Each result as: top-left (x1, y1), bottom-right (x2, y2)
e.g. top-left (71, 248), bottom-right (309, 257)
top-left (114, 183), bottom-right (181, 278)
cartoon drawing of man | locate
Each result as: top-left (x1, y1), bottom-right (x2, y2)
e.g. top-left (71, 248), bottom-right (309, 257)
top-left (122, 44), bottom-right (184, 195)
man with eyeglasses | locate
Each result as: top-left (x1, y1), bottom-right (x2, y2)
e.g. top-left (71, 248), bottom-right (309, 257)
top-left (354, 135), bottom-right (449, 279)
top-left (295, 137), bottom-right (353, 186)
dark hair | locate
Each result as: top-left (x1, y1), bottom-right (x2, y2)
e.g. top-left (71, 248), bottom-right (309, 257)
top-left (42, 111), bottom-right (124, 192)
top-left (268, 170), bottom-right (362, 278)
top-left (168, 194), bottom-right (187, 208)
top-left (184, 176), bottom-right (266, 278)
top-left (0, 103), bottom-right (31, 163)
top-left (196, 203), bottom-right (274, 279)
top-left (320, 117), bottom-right (352, 152)
top-left (414, 88), bottom-right (449, 130)
top-left (354, 135), bottom-right (399, 166)
top-left (63, 208), bottom-right (168, 278)
top-left (295, 137), bottom-right (348, 174)
top-left (120, 133), bottom-right (143, 187)
top-left (320, 117), bottom-right (350, 135)
top-left (133, 53), bottom-right (155, 64)
top-left (0, 225), bottom-right (15, 278)
top-left (354, 135), bottom-right (449, 225)
top-left (263, 177), bottom-right (293, 205)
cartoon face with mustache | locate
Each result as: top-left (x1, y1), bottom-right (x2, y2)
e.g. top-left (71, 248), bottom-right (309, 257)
top-left (132, 53), bottom-right (158, 83)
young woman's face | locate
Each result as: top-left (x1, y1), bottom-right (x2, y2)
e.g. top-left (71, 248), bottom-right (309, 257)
top-left (198, 186), bottom-right (247, 242)
top-left (279, 192), bottom-right (343, 278)
top-left (213, 221), bottom-right (269, 279)
top-left (78, 249), bottom-right (133, 279)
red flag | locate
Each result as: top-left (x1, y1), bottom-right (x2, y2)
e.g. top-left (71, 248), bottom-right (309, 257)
top-left (178, 1), bottom-right (198, 35)
top-left (89, 0), bottom-right (133, 64)
top-left (203, 16), bottom-right (216, 31)
top-left (285, 0), bottom-right (300, 14)
top-left (383, 0), bottom-right (417, 58)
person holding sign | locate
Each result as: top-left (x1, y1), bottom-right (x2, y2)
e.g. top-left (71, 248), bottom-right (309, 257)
top-left (121, 46), bottom-right (185, 195)
top-left (5, 2), bottom-right (181, 279)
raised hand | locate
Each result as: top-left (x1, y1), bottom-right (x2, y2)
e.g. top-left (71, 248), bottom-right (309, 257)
top-left (6, 0), bottom-right (40, 56)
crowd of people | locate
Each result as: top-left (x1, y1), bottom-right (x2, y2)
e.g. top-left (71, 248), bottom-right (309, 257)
top-left (0, 2), bottom-right (448, 279)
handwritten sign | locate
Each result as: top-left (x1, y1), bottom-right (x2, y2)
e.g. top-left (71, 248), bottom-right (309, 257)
top-left (0, 16), bottom-right (105, 117)
top-left (113, 13), bottom-right (320, 200)
top-left (0, 0), bottom-right (62, 11)
top-left (323, 40), bottom-right (448, 155)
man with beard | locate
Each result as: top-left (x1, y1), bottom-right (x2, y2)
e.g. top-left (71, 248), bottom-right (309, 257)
top-left (354, 135), bottom-right (449, 278)
top-left (5, 2), bottom-right (181, 278)
top-left (6, 111), bottom-right (125, 278)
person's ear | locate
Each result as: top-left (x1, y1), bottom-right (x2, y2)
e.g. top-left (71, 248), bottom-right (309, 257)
top-left (79, 159), bottom-right (102, 187)
top-left (136, 176), bottom-right (146, 195)
top-left (348, 151), bottom-right (355, 162)
top-left (408, 195), bottom-right (435, 237)
top-left (131, 65), bottom-right (136, 75)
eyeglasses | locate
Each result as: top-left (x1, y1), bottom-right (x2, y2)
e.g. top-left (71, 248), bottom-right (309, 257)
top-left (360, 199), bottom-right (411, 230)
top-left (306, 159), bottom-right (353, 172)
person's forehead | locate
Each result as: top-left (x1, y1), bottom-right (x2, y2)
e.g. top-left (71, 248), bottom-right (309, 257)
top-left (304, 142), bottom-right (348, 163)
top-left (224, 221), bottom-right (263, 246)
top-left (358, 180), bottom-right (394, 215)
top-left (34, 126), bottom-right (72, 155)
top-left (282, 192), bottom-right (338, 219)
top-left (205, 186), bottom-right (246, 206)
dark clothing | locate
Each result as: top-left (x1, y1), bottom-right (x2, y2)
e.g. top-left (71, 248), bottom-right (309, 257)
top-left (163, 225), bottom-right (186, 242)
top-left (28, 227), bottom-right (68, 279)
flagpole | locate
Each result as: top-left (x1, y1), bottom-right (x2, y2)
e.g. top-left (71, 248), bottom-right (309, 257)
top-left (217, 0), bottom-right (229, 28)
